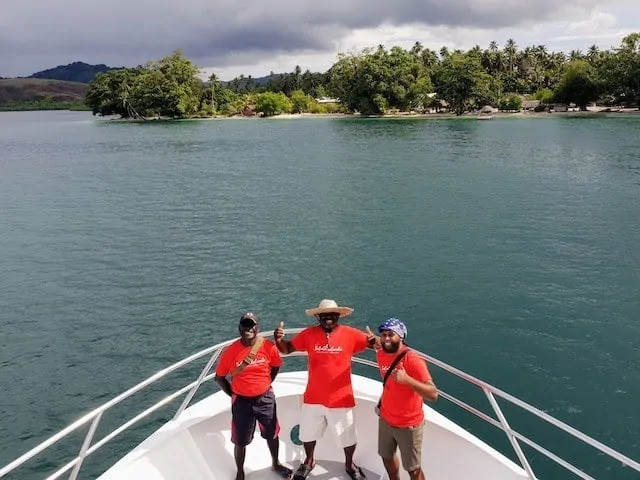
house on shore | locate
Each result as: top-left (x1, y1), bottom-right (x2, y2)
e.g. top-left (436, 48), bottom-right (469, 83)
top-left (316, 97), bottom-right (340, 104)
top-left (242, 105), bottom-right (256, 116)
top-left (522, 100), bottom-right (541, 111)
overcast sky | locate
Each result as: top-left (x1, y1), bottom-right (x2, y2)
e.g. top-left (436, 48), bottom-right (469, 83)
top-left (1, 0), bottom-right (638, 80)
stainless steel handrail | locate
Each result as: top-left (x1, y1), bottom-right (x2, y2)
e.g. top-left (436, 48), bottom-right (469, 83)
top-left (0, 334), bottom-right (240, 479)
top-left (1, 329), bottom-right (638, 480)
top-left (410, 350), bottom-right (640, 476)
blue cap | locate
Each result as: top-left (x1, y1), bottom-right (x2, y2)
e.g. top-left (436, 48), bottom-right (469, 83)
top-left (378, 317), bottom-right (407, 339)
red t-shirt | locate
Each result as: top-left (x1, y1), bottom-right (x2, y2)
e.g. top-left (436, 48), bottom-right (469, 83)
top-left (376, 348), bottom-right (432, 427)
top-left (291, 325), bottom-right (368, 408)
top-left (215, 338), bottom-right (283, 397)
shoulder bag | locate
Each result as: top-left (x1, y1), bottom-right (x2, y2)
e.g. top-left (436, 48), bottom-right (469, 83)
top-left (231, 336), bottom-right (265, 377)
top-left (375, 349), bottom-right (409, 416)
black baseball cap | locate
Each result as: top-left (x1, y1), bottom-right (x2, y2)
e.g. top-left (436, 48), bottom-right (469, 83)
top-left (239, 312), bottom-right (258, 328)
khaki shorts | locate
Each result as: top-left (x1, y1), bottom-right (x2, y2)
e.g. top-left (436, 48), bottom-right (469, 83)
top-left (378, 417), bottom-right (424, 472)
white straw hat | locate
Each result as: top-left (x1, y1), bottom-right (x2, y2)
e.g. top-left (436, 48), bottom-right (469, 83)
top-left (305, 299), bottom-right (354, 318)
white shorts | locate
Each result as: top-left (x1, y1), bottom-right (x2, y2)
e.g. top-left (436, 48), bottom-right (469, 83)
top-left (299, 403), bottom-right (357, 448)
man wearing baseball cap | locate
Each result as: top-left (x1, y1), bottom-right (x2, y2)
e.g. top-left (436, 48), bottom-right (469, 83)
top-left (376, 318), bottom-right (438, 480)
top-left (215, 313), bottom-right (292, 480)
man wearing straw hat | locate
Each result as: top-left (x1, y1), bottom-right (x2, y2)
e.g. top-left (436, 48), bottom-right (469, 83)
top-left (274, 299), bottom-right (378, 480)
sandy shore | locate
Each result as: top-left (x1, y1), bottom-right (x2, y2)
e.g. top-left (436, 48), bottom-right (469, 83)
top-left (231, 107), bottom-right (640, 120)
top-left (102, 108), bottom-right (640, 122)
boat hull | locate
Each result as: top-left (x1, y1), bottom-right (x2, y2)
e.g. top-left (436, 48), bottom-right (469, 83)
top-left (97, 372), bottom-right (528, 480)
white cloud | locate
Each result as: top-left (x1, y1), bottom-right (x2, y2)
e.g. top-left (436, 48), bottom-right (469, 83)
top-left (566, 10), bottom-right (617, 35)
top-left (548, 8), bottom-right (635, 49)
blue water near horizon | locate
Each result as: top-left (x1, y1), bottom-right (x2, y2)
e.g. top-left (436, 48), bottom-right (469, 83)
top-left (0, 111), bottom-right (639, 479)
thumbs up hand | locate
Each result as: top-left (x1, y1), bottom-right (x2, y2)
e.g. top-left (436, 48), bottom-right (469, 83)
top-left (274, 321), bottom-right (285, 342)
top-left (365, 325), bottom-right (380, 350)
top-left (392, 368), bottom-right (410, 385)
top-left (365, 325), bottom-right (375, 340)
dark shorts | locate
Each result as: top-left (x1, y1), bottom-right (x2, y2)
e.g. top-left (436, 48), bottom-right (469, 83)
top-left (231, 388), bottom-right (280, 446)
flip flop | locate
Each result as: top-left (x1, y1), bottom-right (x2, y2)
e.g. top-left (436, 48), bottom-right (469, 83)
top-left (292, 463), bottom-right (314, 480)
top-left (272, 465), bottom-right (293, 479)
top-left (345, 466), bottom-right (366, 480)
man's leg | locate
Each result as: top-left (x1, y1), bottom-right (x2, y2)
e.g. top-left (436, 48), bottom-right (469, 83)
top-left (267, 436), bottom-right (293, 478)
top-left (378, 417), bottom-right (400, 480)
top-left (234, 446), bottom-right (247, 480)
top-left (266, 437), bottom-right (281, 466)
top-left (294, 404), bottom-right (326, 478)
top-left (255, 389), bottom-right (291, 476)
top-left (343, 443), bottom-right (357, 471)
top-left (396, 421), bottom-right (425, 480)
top-left (328, 408), bottom-right (364, 477)
top-left (407, 467), bottom-right (425, 480)
top-left (231, 395), bottom-right (256, 480)
top-left (381, 456), bottom-right (401, 480)
top-left (302, 440), bottom-right (317, 467)
top-left (298, 403), bottom-right (326, 466)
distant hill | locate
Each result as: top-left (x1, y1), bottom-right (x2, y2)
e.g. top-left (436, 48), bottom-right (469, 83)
top-left (0, 78), bottom-right (89, 110)
top-left (29, 62), bottom-right (120, 84)
top-left (252, 73), bottom-right (284, 86)
top-left (211, 73), bottom-right (282, 87)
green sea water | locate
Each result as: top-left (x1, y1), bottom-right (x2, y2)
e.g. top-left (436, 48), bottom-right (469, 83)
top-left (0, 111), bottom-right (639, 479)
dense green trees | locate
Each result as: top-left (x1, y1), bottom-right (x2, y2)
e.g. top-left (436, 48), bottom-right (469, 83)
top-left (431, 52), bottom-right (495, 115)
top-left (86, 51), bottom-right (202, 118)
top-left (326, 46), bottom-right (434, 115)
top-left (553, 60), bottom-right (600, 110)
top-left (86, 34), bottom-right (640, 118)
top-left (85, 51), bottom-right (342, 118)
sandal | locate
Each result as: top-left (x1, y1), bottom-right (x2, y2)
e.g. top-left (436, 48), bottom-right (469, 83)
top-left (345, 466), bottom-right (366, 480)
top-left (292, 463), bottom-right (314, 480)
top-left (272, 465), bottom-right (293, 479)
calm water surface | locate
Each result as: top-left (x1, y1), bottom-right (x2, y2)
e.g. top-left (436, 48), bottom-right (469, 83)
top-left (0, 111), bottom-right (639, 479)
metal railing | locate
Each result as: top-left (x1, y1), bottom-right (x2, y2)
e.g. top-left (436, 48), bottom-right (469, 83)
top-left (1, 329), bottom-right (639, 480)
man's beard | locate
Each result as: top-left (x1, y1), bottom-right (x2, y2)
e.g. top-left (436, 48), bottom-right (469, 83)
top-left (382, 342), bottom-right (400, 353)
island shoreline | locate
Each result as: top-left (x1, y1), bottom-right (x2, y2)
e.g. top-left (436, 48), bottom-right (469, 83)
top-left (92, 108), bottom-right (640, 123)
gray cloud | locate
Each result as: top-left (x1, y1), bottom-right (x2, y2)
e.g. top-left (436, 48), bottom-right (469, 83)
top-left (184, 23), bottom-right (340, 59)
top-left (1, 0), bottom-right (606, 76)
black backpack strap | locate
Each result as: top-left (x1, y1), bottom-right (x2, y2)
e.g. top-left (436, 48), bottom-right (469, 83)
top-left (376, 349), bottom-right (410, 415)
top-left (382, 349), bottom-right (409, 386)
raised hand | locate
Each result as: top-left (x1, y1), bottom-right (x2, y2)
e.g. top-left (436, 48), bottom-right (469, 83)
top-left (365, 325), bottom-right (374, 339)
top-left (274, 321), bottom-right (285, 342)
top-left (365, 325), bottom-right (380, 350)
top-left (392, 368), bottom-right (410, 385)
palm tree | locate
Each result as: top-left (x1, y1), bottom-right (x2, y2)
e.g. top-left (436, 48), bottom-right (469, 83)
top-left (208, 73), bottom-right (219, 112)
top-left (420, 49), bottom-right (440, 70)
top-left (504, 39), bottom-right (518, 73)
top-left (411, 41), bottom-right (423, 57)
top-left (587, 45), bottom-right (600, 64)
top-left (569, 50), bottom-right (584, 61)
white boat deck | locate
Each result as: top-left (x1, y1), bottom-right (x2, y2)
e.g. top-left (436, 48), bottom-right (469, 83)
top-left (97, 372), bottom-right (528, 480)
top-left (246, 461), bottom-right (377, 480)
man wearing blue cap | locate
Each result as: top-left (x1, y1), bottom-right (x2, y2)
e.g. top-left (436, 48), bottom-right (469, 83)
top-left (375, 318), bottom-right (438, 480)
